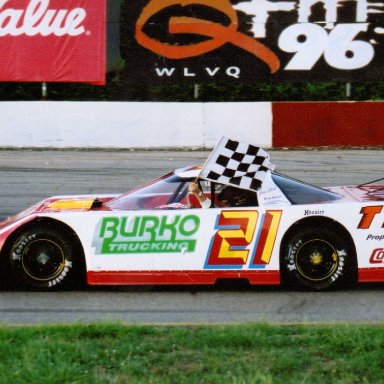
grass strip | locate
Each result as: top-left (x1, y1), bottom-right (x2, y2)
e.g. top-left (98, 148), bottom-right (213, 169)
top-left (0, 323), bottom-right (383, 384)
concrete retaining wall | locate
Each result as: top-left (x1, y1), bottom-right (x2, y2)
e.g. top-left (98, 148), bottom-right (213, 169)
top-left (0, 101), bottom-right (272, 148)
top-left (0, 101), bottom-right (382, 148)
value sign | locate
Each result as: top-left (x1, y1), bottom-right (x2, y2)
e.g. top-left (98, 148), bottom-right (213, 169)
top-left (124, 0), bottom-right (384, 83)
top-left (0, 0), bottom-right (106, 84)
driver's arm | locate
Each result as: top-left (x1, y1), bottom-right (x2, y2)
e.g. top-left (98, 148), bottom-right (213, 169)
top-left (188, 181), bottom-right (211, 208)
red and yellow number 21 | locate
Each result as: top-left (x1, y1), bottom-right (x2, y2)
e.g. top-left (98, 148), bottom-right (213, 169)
top-left (205, 210), bottom-right (282, 269)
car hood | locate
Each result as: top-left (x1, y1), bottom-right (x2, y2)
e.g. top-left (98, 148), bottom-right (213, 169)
top-left (0, 194), bottom-right (118, 231)
top-left (34, 194), bottom-right (118, 213)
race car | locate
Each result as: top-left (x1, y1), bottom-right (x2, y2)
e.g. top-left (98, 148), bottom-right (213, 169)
top-left (1, 164), bottom-right (384, 291)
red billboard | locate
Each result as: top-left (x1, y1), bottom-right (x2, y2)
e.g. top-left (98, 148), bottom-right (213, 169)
top-left (0, 0), bottom-right (106, 84)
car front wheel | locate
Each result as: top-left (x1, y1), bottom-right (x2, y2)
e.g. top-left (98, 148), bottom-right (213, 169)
top-left (9, 226), bottom-right (81, 290)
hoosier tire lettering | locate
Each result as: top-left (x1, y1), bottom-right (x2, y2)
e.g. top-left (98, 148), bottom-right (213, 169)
top-left (282, 227), bottom-right (356, 291)
top-left (9, 226), bottom-right (79, 291)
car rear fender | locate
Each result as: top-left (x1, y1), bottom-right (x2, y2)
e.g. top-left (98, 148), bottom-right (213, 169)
top-left (280, 216), bottom-right (357, 265)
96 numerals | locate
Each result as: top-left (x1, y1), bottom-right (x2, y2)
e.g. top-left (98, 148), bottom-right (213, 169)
top-left (279, 23), bottom-right (375, 70)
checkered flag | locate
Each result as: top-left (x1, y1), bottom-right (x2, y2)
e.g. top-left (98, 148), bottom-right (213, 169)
top-left (199, 137), bottom-right (274, 191)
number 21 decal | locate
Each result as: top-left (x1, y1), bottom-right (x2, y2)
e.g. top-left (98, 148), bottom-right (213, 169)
top-left (205, 210), bottom-right (282, 269)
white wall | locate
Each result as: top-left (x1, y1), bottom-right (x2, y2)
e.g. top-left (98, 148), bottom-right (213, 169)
top-left (0, 101), bottom-right (273, 148)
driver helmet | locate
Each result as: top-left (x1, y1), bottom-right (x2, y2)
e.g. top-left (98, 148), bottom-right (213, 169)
top-left (217, 186), bottom-right (256, 207)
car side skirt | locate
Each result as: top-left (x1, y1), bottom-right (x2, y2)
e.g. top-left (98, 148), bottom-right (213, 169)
top-left (359, 268), bottom-right (384, 283)
top-left (87, 270), bottom-right (280, 286)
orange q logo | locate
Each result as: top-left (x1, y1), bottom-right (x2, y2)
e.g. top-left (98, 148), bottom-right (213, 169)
top-left (135, 0), bottom-right (280, 73)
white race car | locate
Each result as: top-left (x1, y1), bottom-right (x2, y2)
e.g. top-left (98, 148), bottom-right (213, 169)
top-left (1, 165), bottom-right (383, 291)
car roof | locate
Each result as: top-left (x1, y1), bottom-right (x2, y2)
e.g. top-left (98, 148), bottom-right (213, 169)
top-left (174, 166), bottom-right (202, 179)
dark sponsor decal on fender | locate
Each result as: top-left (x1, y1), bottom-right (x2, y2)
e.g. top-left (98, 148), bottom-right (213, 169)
top-left (370, 248), bottom-right (384, 264)
top-left (304, 209), bottom-right (324, 216)
top-left (366, 234), bottom-right (384, 241)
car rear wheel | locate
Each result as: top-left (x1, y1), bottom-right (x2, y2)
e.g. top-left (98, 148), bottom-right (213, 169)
top-left (282, 227), bottom-right (356, 291)
top-left (9, 226), bottom-right (82, 290)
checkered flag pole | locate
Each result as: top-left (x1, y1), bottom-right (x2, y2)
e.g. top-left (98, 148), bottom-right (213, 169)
top-left (199, 137), bottom-right (274, 191)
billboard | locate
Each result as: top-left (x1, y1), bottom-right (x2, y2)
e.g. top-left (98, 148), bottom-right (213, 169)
top-left (106, 0), bottom-right (120, 74)
top-left (0, 0), bottom-right (106, 84)
top-left (124, 0), bottom-right (384, 83)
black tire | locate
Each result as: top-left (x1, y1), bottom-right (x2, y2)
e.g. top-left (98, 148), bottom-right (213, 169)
top-left (9, 226), bottom-right (82, 290)
top-left (282, 227), bottom-right (356, 291)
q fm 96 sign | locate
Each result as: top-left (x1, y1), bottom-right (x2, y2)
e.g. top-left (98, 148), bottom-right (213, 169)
top-left (125, 0), bottom-right (384, 83)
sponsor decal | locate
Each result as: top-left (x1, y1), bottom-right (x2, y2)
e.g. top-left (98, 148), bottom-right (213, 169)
top-left (47, 199), bottom-right (95, 211)
top-left (366, 234), bottom-right (384, 241)
top-left (370, 248), bottom-right (384, 263)
top-left (93, 215), bottom-right (200, 254)
top-left (358, 205), bottom-right (383, 229)
top-left (126, 0), bottom-right (384, 82)
top-left (304, 209), bottom-right (324, 216)
top-left (205, 209), bottom-right (282, 269)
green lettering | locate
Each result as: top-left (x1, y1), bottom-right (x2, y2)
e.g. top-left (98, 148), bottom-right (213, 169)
top-left (120, 216), bottom-right (139, 237)
top-left (140, 243), bottom-right (150, 251)
top-left (179, 215), bottom-right (200, 236)
top-left (139, 216), bottom-right (159, 241)
top-left (99, 217), bottom-right (119, 240)
top-left (159, 215), bottom-right (179, 240)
